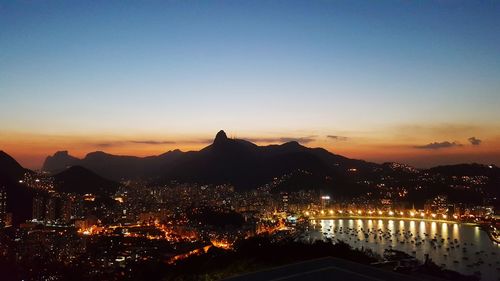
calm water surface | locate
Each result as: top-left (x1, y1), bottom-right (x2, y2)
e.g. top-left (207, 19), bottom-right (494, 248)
top-left (307, 219), bottom-right (500, 281)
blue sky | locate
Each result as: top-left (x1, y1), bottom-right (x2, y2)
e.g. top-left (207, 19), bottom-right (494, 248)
top-left (1, 1), bottom-right (499, 168)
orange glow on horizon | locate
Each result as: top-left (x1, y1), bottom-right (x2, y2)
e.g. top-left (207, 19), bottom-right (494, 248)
top-left (1, 130), bottom-right (499, 169)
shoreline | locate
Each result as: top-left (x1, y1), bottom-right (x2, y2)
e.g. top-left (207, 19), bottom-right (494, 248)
top-left (309, 215), bottom-right (471, 225)
top-left (310, 216), bottom-right (500, 244)
top-left (480, 225), bottom-right (500, 244)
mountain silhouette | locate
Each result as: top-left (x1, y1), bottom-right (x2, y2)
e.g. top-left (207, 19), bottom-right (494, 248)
top-left (1, 130), bottom-right (497, 216)
top-left (37, 131), bottom-right (499, 207)
top-left (0, 150), bottom-right (27, 183)
top-left (53, 166), bottom-right (119, 195)
top-left (42, 150), bottom-right (80, 173)
top-left (42, 130), bottom-right (378, 189)
top-left (0, 151), bottom-right (33, 225)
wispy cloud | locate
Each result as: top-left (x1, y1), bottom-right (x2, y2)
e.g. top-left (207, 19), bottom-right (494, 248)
top-left (130, 140), bottom-right (176, 145)
top-left (414, 141), bottom-right (462, 150)
top-left (327, 135), bottom-right (349, 141)
top-left (244, 136), bottom-right (316, 144)
top-left (96, 140), bottom-right (176, 147)
top-left (96, 142), bottom-right (117, 148)
top-left (468, 137), bottom-right (482, 146)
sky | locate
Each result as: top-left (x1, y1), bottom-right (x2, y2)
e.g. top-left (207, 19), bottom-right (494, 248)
top-left (1, 0), bottom-right (499, 169)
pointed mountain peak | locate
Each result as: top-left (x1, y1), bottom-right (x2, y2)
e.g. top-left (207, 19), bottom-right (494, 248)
top-left (214, 130), bottom-right (228, 144)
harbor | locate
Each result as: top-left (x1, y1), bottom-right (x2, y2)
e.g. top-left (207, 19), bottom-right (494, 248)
top-left (304, 218), bottom-right (500, 280)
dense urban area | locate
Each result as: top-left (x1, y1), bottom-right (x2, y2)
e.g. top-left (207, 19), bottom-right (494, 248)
top-left (1, 148), bottom-right (499, 280)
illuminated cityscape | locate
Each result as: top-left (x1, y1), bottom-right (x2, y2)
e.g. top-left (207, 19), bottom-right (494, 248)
top-left (1, 1), bottom-right (500, 281)
top-left (0, 140), bottom-right (499, 280)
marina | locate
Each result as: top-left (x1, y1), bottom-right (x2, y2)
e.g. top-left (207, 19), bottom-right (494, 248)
top-left (306, 219), bottom-right (500, 280)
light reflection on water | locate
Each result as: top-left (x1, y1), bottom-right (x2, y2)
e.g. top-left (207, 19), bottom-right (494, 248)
top-left (308, 219), bottom-right (500, 281)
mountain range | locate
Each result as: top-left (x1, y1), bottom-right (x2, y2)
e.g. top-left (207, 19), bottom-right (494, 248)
top-left (1, 130), bottom-right (499, 225)
top-left (39, 130), bottom-right (500, 204)
top-left (42, 130), bottom-right (380, 188)
top-left (0, 151), bottom-right (118, 224)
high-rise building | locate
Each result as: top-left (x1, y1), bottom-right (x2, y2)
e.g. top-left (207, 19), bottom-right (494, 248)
top-left (281, 192), bottom-right (289, 213)
top-left (320, 195), bottom-right (331, 209)
top-left (0, 187), bottom-right (6, 227)
top-left (32, 196), bottom-right (46, 221)
top-left (45, 196), bottom-right (59, 223)
top-left (60, 195), bottom-right (75, 223)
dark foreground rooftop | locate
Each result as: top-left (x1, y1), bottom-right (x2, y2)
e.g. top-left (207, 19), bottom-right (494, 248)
top-left (224, 257), bottom-right (442, 281)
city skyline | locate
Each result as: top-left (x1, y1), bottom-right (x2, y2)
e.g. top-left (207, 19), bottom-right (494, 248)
top-left (1, 2), bottom-right (499, 280)
top-left (1, 1), bottom-right (500, 168)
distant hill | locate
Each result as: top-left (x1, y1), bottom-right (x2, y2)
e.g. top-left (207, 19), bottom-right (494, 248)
top-left (42, 130), bottom-right (379, 189)
top-left (43, 149), bottom-right (183, 181)
top-left (3, 130), bottom-right (499, 213)
top-left (53, 166), bottom-right (119, 195)
top-left (425, 163), bottom-right (500, 177)
top-left (42, 150), bottom-right (80, 174)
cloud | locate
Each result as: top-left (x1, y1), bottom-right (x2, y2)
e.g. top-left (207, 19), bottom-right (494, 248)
top-left (279, 136), bottom-right (316, 143)
top-left (244, 136), bottom-right (316, 144)
top-left (185, 139), bottom-right (214, 144)
top-left (468, 137), bottom-right (482, 146)
top-left (96, 142), bottom-right (117, 148)
top-left (413, 141), bottom-right (462, 150)
top-left (327, 135), bottom-right (349, 141)
top-left (130, 140), bottom-right (176, 145)
top-left (96, 140), bottom-right (175, 147)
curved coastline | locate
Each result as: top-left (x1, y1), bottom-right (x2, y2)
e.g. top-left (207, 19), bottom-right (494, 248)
top-left (311, 215), bottom-right (500, 244)
top-left (310, 215), bottom-right (467, 225)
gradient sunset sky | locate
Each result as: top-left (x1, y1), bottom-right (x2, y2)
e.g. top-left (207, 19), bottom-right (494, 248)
top-left (1, 1), bottom-right (499, 169)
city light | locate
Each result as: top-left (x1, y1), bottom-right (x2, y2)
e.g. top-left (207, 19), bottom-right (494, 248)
top-left (1, 3), bottom-right (498, 280)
